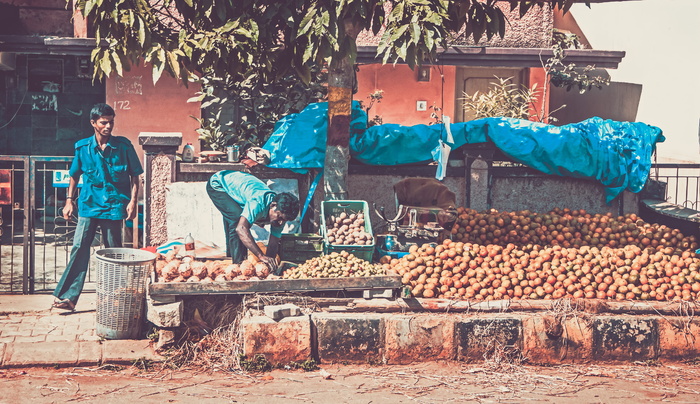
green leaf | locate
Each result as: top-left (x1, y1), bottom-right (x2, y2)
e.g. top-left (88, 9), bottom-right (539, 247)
top-left (519, 1), bottom-right (532, 18)
top-left (111, 51), bottom-right (123, 76)
top-left (410, 22), bottom-right (420, 44)
top-left (298, 7), bottom-right (316, 37)
top-left (99, 53), bottom-right (112, 77)
top-left (137, 18), bottom-right (146, 44)
top-left (152, 60), bottom-right (165, 84)
top-left (397, 40), bottom-right (408, 61)
top-left (496, 8), bottom-right (506, 38)
top-left (220, 20), bottom-right (238, 33)
top-left (424, 28), bottom-right (435, 51)
top-left (84, 0), bottom-right (96, 17)
top-left (167, 50), bottom-right (180, 78)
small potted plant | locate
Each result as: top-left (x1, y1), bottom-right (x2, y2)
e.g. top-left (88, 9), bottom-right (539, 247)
top-left (191, 116), bottom-right (233, 162)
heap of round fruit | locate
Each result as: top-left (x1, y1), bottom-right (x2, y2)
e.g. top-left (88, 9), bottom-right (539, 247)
top-left (387, 238), bottom-right (700, 301)
top-left (451, 207), bottom-right (697, 251)
top-left (283, 250), bottom-right (385, 279)
top-left (155, 249), bottom-right (277, 283)
top-left (325, 211), bottom-right (373, 246)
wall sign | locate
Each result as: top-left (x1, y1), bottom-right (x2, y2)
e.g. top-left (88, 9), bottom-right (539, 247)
top-left (115, 76), bottom-right (143, 95)
top-left (31, 94), bottom-right (58, 111)
top-left (53, 170), bottom-right (83, 188)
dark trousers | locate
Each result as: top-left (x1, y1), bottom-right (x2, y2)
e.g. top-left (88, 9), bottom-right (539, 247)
top-left (206, 182), bottom-right (247, 263)
top-left (53, 217), bottom-right (122, 304)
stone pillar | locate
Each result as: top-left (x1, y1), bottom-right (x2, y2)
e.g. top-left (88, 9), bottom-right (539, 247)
top-left (138, 132), bottom-right (182, 247)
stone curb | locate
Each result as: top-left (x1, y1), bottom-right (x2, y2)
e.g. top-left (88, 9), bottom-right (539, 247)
top-left (241, 312), bottom-right (700, 365)
top-left (0, 339), bottom-right (162, 368)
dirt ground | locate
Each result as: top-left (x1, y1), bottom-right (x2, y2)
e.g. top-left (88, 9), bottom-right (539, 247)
top-left (2, 361), bottom-right (700, 404)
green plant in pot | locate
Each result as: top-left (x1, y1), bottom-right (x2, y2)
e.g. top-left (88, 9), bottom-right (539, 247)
top-left (192, 115), bottom-right (234, 152)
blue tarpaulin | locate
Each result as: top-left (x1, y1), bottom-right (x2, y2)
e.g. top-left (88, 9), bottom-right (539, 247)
top-left (262, 101), bottom-right (664, 203)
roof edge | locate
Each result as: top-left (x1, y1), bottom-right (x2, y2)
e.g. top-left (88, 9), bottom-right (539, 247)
top-left (0, 35), bottom-right (94, 56)
top-left (357, 46), bottom-right (625, 69)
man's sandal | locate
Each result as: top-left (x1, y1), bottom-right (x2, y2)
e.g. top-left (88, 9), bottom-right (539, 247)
top-left (52, 299), bottom-right (75, 311)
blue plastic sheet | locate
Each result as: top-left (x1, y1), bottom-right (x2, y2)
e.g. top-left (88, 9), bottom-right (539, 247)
top-left (263, 102), bottom-right (367, 173)
top-left (262, 102), bottom-right (664, 203)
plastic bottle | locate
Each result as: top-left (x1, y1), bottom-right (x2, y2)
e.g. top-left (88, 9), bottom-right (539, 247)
top-left (182, 143), bottom-right (195, 162)
top-left (184, 233), bottom-right (195, 254)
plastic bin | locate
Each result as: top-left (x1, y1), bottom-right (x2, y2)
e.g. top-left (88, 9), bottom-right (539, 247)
top-left (95, 248), bottom-right (157, 340)
top-left (280, 233), bottom-right (324, 263)
top-left (321, 200), bottom-right (375, 262)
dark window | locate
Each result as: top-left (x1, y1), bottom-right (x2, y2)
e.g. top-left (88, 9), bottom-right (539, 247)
top-left (28, 58), bottom-right (63, 93)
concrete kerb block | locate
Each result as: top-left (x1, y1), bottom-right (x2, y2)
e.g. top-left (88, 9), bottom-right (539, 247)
top-left (384, 314), bottom-right (455, 364)
top-left (456, 316), bottom-right (523, 362)
top-left (313, 313), bottom-right (385, 364)
top-left (78, 341), bottom-right (102, 366)
top-left (156, 329), bottom-right (177, 351)
top-left (3, 341), bottom-right (79, 368)
top-left (521, 314), bottom-right (593, 364)
top-left (263, 303), bottom-right (302, 321)
top-left (241, 315), bottom-right (312, 364)
top-left (101, 339), bottom-right (162, 365)
top-left (657, 317), bottom-right (700, 360)
top-left (592, 316), bottom-right (658, 362)
top-left (146, 295), bottom-right (183, 328)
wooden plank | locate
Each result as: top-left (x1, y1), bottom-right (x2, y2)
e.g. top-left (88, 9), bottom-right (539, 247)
top-left (149, 275), bottom-right (402, 296)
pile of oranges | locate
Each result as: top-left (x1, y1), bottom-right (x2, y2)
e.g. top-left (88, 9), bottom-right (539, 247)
top-left (386, 208), bottom-right (700, 301)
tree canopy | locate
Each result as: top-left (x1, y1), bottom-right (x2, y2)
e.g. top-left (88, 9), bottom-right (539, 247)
top-left (78, 0), bottom-right (582, 84)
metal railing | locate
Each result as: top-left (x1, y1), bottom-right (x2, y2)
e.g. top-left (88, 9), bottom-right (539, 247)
top-left (650, 163), bottom-right (700, 209)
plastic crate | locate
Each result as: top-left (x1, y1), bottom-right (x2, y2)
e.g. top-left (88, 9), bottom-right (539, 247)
top-left (321, 200), bottom-right (375, 262)
top-left (279, 233), bottom-right (323, 263)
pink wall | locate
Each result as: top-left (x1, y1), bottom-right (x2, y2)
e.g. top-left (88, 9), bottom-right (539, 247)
top-left (528, 67), bottom-right (550, 122)
top-left (356, 64), bottom-right (457, 126)
top-left (105, 63), bottom-right (201, 157)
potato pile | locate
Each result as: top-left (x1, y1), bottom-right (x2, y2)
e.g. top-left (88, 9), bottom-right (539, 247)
top-left (387, 239), bottom-right (700, 302)
top-left (325, 211), bottom-right (373, 246)
top-left (451, 207), bottom-right (698, 251)
top-left (154, 249), bottom-right (278, 283)
top-left (283, 250), bottom-right (385, 279)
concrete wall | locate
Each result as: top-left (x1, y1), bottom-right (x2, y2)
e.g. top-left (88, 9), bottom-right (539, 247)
top-left (356, 65), bottom-right (457, 126)
top-left (166, 178), bottom-right (302, 247)
top-left (490, 174), bottom-right (637, 216)
top-left (0, 55), bottom-right (104, 156)
top-left (0, 0), bottom-right (73, 36)
top-left (105, 63), bottom-right (201, 161)
top-left (155, 164), bottom-right (635, 248)
top-left (348, 173), bottom-right (467, 233)
top-left (550, 81), bottom-right (642, 125)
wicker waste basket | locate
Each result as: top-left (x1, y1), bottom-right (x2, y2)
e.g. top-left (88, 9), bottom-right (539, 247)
top-left (95, 248), bottom-right (157, 340)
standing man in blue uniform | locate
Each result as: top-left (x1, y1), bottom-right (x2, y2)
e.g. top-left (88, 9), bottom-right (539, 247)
top-left (52, 103), bottom-right (143, 311)
top-left (207, 170), bottom-right (299, 272)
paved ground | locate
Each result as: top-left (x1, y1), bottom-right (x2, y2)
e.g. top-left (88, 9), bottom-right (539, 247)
top-left (2, 360), bottom-right (700, 403)
top-left (0, 293), bottom-right (160, 368)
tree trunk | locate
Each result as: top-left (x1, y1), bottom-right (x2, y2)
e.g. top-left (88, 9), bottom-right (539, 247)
top-left (324, 20), bottom-right (361, 201)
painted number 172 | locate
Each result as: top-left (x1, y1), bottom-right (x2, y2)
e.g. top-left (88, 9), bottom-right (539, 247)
top-left (114, 100), bottom-right (131, 110)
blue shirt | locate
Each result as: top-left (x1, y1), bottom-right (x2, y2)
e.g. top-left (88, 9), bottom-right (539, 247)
top-left (208, 170), bottom-right (282, 237)
top-left (69, 135), bottom-right (144, 220)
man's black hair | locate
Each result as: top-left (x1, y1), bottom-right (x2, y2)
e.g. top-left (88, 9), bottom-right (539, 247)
top-left (90, 103), bottom-right (116, 121)
top-left (273, 192), bottom-right (300, 220)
